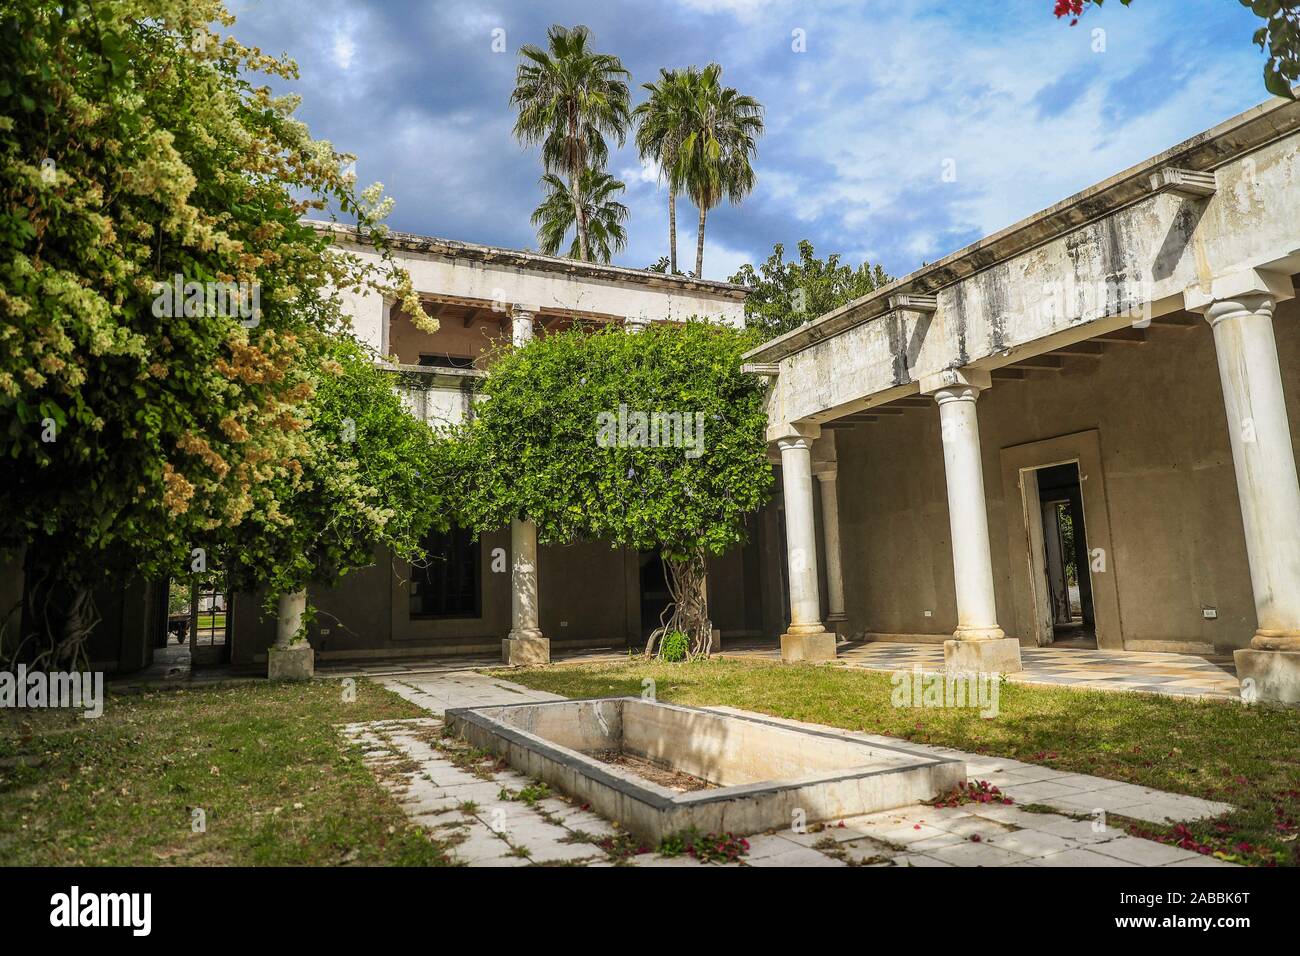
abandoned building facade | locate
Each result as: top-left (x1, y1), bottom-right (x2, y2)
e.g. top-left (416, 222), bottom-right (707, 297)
top-left (23, 95), bottom-right (1300, 705)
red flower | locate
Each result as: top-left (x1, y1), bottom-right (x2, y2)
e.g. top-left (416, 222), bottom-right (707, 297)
top-left (1054, 0), bottom-right (1086, 23)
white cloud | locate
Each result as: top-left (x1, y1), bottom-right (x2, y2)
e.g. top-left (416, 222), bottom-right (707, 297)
top-left (692, 0), bottom-right (1265, 274)
top-left (332, 32), bottom-right (356, 70)
top-left (675, 0), bottom-right (779, 22)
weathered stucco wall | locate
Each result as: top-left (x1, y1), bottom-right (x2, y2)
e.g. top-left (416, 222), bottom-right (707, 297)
top-left (761, 113), bottom-right (1300, 430)
top-left (231, 524), bottom-right (771, 664)
top-left (833, 300), bottom-right (1300, 653)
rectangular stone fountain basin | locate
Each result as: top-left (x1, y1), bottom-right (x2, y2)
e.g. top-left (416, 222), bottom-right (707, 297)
top-left (446, 697), bottom-right (965, 843)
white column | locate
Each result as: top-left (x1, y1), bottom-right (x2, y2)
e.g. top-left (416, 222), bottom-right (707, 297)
top-left (267, 588), bottom-right (313, 680)
top-left (776, 425), bottom-right (836, 661)
top-left (380, 297), bottom-right (395, 360)
top-left (814, 465), bottom-right (847, 627)
top-left (508, 519), bottom-right (543, 641)
top-left (1204, 295), bottom-right (1300, 647)
top-left (502, 305), bottom-right (550, 665)
top-left (625, 312), bottom-right (651, 333)
top-left (510, 305), bottom-right (538, 348)
top-left (923, 370), bottom-right (1021, 674)
top-left (275, 589), bottom-right (307, 647)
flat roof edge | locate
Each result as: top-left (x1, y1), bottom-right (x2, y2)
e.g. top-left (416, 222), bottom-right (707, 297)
top-left (307, 220), bottom-right (751, 300)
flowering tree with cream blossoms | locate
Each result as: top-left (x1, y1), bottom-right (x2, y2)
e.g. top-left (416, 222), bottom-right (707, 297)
top-left (0, 0), bottom-right (435, 665)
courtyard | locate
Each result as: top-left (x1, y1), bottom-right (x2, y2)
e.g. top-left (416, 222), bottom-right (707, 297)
top-left (4, 654), bottom-right (1293, 868)
top-left (2, 4), bottom-right (1298, 937)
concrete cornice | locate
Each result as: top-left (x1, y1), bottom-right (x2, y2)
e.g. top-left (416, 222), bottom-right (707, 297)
top-left (307, 220), bottom-right (751, 301)
top-left (745, 94), bottom-right (1300, 365)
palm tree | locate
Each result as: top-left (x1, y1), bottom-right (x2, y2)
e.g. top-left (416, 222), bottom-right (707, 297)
top-left (633, 68), bottom-right (695, 275)
top-left (531, 169), bottom-right (629, 263)
top-left (510, 25), bottom-right (631, 262)
top-left (677, 63), bottom-right (764, 277)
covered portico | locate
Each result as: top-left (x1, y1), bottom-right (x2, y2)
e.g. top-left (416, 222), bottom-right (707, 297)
top-left (744, 96), bottom-right (1300, 705)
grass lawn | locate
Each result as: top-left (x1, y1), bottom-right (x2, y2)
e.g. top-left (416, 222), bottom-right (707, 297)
top-left (0, 679), bottom-right (454, 866)
top-left (496, 657), bottom-right (1300, 867)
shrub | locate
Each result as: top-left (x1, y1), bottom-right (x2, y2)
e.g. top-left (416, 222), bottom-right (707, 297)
top-left (659, 630), bottom-right (689, 662)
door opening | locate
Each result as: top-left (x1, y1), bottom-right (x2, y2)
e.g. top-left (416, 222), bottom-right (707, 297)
top-left (639, 550), bottom-right (672, 643)
top-left (1029, 462), bottom-right (1095, 647)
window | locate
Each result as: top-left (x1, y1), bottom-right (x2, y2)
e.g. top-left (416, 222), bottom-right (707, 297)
top-left (418, 353), bottom-right (474, 369)
top-left (409, 527), bottom-right (481, 618)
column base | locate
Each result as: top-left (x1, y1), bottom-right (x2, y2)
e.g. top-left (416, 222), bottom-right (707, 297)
top-left (502, 635), bottom-right (550, 666)
top-left (267, 644), bottom-right (314, 681)
top-left (780, 631), bottom-right (837, 662)
top-left (1251, 630), bottom-right (1300, 652)
top-left (1235, 649), bottom-right (1300, 706)
top-left (944, 637), bottom-right (1022, 675)
top-left (826, 613), bottom-right (848, 635)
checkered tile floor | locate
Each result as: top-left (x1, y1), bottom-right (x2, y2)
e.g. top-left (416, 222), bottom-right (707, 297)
top-left (318, 641), bottom-right (1242, 701)
top-left (723, 642), bottom-right (1241, 700)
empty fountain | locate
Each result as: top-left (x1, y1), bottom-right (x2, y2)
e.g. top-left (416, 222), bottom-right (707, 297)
top-left (446, 697), bottom-right (966, 842)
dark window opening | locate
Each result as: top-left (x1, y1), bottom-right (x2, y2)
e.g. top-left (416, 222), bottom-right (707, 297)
top-left (418, 353), bottom-right (475, 369)
top-left (410, 527), bottom-right (481, 618)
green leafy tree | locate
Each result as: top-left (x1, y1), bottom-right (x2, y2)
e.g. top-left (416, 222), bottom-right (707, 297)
top-left (531, 169), bottom-right (628, 263)
top-left (510, 24), bottom-right (631, 262)
top-left (1056, 0), bottom-right (1299, 98)
top-left (634, 67), bottom-right (697, 275)
top-left (213, 336), bottom-right (454, 644)
top-left (458, 322), bottom-right (772, 658)
top-left (676, 64), bottom-right (764, 278)
top-left (0, 0), bottom-right (429, 666)
top-left (730, 240), bottom-right (893, 341)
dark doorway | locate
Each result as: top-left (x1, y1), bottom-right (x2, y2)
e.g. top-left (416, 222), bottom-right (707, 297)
top-left (1034, 462), bottom-right (1095, 647)
top-left (639, 550), bottom-right (672, 641)
top-left (410, 526), bottom-right (482, 619)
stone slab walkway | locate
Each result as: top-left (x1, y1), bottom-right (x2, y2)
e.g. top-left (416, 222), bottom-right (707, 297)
top-left (349, 671), bottom-right (1236, 868)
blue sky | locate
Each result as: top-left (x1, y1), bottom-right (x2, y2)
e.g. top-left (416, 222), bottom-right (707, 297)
top-left (228, 0), bottom-right (1271, 281)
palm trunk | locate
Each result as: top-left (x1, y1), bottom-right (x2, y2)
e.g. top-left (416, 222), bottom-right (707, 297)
top-left (668, 191), bottom-right (677, 274)
top-left (569, 173), bottom-right (590, 262)
top-left (695, 205), bottom-right (707, 278)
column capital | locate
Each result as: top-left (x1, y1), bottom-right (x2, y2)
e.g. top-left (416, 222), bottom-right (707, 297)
top-left (768, 421), bottom-right (821, 445)
top-left (1199, 294), bottom-right (1280, 329)
top-left (624, 313), bottom-right (651, 333)
top-left (1184, 268), bottom-right (1294, 314)
top-left (920, 367), bottom-right (992, 399)
top-left (812, 462), bottom-right (838, 481)
top-left (509, 302), bottom-right (541, 318)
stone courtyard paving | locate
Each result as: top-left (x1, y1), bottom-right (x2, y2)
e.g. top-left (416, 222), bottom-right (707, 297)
top-left (349, 671), bottom-right (1239, 868)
